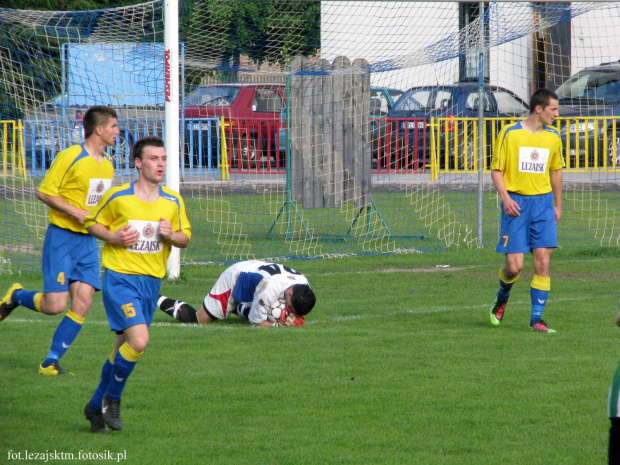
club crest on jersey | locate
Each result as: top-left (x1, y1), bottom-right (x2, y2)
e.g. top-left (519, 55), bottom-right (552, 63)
top-left (530, 149), bottom-right (539, 161)
top-left (142, 223), bottom-right (155, 238)
top-left (127, 219), bottom-right (162, 253)
top-left (86, 178), bottom-right (112, 207)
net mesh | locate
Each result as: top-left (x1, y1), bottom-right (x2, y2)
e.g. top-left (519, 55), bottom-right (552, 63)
top-left (0, 1), bottom-right (618, 273)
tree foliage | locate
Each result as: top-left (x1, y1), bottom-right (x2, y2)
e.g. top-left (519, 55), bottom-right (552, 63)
top-left (0, 0), bottom-right (321, 115)
top-left (1, 0), bottom-right (144, 11)
top-left (181, 0), bottom-right (320, 82)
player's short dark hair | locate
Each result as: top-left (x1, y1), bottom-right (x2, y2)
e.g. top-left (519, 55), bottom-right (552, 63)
top-left (83, 105), bottom-right (118, 139)
top-left (529, 88), bottom-right (558, 114)
top-left (290, 284), bottom-right (316, 316)
top-left (132, 135), bottom-right (165, 162)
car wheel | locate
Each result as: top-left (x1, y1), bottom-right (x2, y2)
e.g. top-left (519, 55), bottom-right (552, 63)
top-left (234, 135), bottom-right (259, 169)
top-left (607, 131), bottom-right (620, 167)
top-left (458, 132), bottom-right (476, 170)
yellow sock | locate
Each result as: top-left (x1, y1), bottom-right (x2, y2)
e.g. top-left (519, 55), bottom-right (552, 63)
top-left (66, 310), bottom-right (85, 324)
top-left (118, 342), bottom-right (144, 362)
top-left (33, 293), bottom-right (44, 312)
top-left (531, 274), bottom-right (551, 291)
top-left (499, 267), bottom-right (519, 284)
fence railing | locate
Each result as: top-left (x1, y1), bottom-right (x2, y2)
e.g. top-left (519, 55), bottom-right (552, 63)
top-left (7, 116), bottom-right (620, 177)
top-left (377, 116), bottom-right (620, 174)
top-left (0, 119), bottom-right (27, 179)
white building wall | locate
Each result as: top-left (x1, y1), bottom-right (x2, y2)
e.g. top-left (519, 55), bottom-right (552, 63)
top-left (321, 2), bottom-right (620, 102)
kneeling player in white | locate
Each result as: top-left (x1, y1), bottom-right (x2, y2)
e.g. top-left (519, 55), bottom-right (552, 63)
top-left (158, 260), bottom-right (315, 326)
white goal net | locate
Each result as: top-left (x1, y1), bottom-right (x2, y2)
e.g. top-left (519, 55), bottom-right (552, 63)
top-left (0, 1), bottom-right (618, 274)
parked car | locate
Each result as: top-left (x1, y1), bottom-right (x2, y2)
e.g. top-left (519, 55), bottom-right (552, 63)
top-left (386, 82), bottom-right (529, 170)
top-left (370, 87), bottom-right (404, 167)
top-left (556, 60), bottom-right (620, 168)
top-left (184, 83), bottom-right (286, 170)
top-left (370, 87), bottom-right (404, 117)
top-left (21, 94), bottom-right (163, 170)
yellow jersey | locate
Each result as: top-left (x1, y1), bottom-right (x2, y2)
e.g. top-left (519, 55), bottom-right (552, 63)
top-left (491, 121), bottom-right (565, 196)
top-left (38, 144), bottom-right (115, 233)
top-left (85, 182), bottom-right (192, 278)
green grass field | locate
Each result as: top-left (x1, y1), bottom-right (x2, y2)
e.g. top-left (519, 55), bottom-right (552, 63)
top-left (0, 247), bottom-right (619, 464)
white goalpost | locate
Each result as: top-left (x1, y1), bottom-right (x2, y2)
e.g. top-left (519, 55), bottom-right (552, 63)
top-left (164, 0), bottom-right (181, 278)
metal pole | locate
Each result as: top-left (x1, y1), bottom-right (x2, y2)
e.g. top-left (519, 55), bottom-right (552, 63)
top-left (476, 1), bottom-right (485, 248)
top-left (164, 0), bottom-right (181, 278)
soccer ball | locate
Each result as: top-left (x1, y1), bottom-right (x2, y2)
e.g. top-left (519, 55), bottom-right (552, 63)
top-left (268, 298), bottom-right (289, 321)
top-left (268, 298), bottom-right (305, 327)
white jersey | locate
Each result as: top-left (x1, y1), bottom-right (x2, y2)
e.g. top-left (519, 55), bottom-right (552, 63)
top-left (202, 260), bottom-right (309, 324)
top-left (247, 263), bottom-right (309, 325)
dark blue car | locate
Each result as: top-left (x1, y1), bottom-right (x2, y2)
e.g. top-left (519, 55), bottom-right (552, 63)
top-left (556, 61), bottom-right (620, 169)
top-left (385, 82), bottom-right (528, 170)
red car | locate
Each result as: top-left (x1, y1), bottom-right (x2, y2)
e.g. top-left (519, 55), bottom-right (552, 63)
top-left (183, 83), bottom-right (286, 171)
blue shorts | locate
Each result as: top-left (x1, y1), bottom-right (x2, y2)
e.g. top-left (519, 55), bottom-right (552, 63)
top-left (42, 224), bottom-right (101, 293)
top-left (496, 192), bottom-right (558, 253)
top-left (102, 269), bottom-right (161, 332)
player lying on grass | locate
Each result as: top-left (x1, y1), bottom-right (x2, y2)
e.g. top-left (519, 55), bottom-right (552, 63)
top-left (157, 260), bottom-right (315, 327)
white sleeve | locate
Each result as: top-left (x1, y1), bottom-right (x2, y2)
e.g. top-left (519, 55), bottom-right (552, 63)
top-left (247, 278), bottom-right (282, 325)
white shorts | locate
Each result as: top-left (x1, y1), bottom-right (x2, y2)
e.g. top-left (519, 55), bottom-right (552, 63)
top-left (202, 260), bottom-right (267, 320)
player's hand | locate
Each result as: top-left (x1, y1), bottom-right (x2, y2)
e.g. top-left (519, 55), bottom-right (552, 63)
top-left (159, 218), bottom-right (174, 241)
top-left (503, 198), bottom-right (520, 217)
top-left (113, 225), bottom-right (140, 247)
top-left (75, 209), bottom-right (91, 225)
top-left (554, 205), bottom-right (562, 224)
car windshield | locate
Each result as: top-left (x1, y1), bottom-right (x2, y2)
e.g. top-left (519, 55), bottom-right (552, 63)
top-left (492, 90), bottom-right (528, 115)
top-left (556, 69), bottom-right (620, 104)
top-left (392, 88), bottom-right (454, 112)
top-left (388, 89), bottom-right (404, 104)
top-left (391, 91), bottom-right (424, 112)
top-left (185, 86), bottom-right (241, 106)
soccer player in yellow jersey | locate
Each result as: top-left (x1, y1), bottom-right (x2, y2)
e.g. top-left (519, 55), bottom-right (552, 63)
top-left (488, 88), bottom-right (564, 333)
top-left (82, 135), bottom-right (191, 433)
top-left (0, 106), bottom-right (118, 375)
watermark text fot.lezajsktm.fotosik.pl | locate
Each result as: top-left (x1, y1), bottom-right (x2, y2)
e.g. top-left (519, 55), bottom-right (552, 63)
top-left (6, 449), bottom-right (127, 462)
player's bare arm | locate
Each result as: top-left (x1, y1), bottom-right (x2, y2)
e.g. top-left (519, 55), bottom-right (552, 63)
top-left (36, 191), bottom-right (91, 225)
top-left (549, 169), bottom-right (563, 224)
top-left (159, 217), bottom-right (190, 248)
top-left (491, 169), bottom-right (520, 217)
top-left (86, 223), bottom-right (140, 247)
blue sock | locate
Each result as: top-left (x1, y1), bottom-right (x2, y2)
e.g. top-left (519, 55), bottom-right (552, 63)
top-left (497, 269), bottom-right (519, 303)
top-left (105, 344), bottom-right (140, 400)
top-left (530, 288), bottom-right (549, 326)
top-left (41, 311), bottom-right (84, 367)
top-left (497, 278), bottom-right (514, 303)
top-left (12, 289), bottom-right (42, 312)
top-left (89, 358), bottom-right (114, 411)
